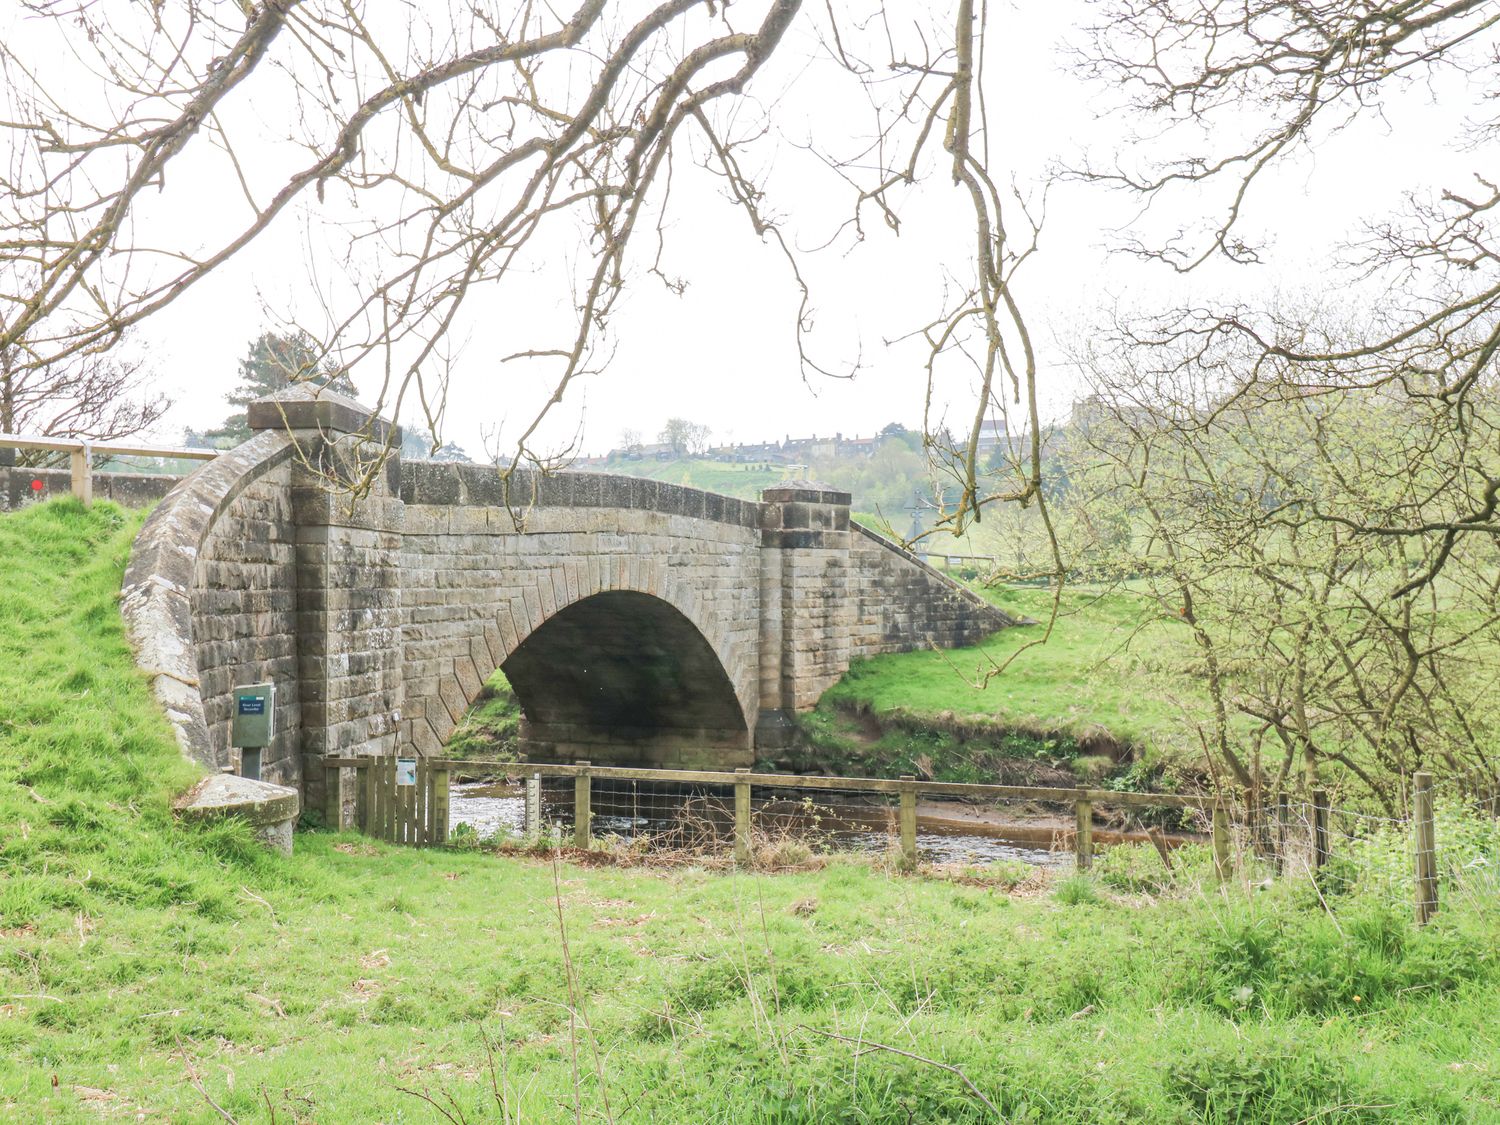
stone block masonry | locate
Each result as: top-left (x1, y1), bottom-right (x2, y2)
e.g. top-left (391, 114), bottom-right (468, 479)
top-left (122, 388), bottom-right (1018, 820)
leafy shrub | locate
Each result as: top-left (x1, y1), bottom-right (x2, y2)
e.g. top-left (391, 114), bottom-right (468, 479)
top-left (1053, 875), bottom-right (1101, 905)
top-left (1167, 1035), bottom-right (1352, 1122)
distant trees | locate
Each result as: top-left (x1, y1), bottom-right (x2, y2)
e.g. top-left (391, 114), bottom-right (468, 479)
top-left (658, 418), bottom-right (711, 457)
top-left (399, 428), bottom-right (472, 462)
top-left (192, 331), bottom-right (356, 447)
top-left (0, 331), bottom-right (166, 462)
top-left (617, 428), bottom-right (644, 455)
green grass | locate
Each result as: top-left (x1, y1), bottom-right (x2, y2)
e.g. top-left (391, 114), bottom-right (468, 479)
top-left (822, 584), bottom-right (1209, 763)
top-left (4, 498), bottom-right (1500, 1122)
top-left (444, 670), bottom-right (523, 760)
top-left (592, 456), bottom-right (789, 499)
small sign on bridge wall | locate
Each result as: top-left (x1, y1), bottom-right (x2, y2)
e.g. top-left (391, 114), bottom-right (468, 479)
top-left (395, 757), bottom-right (417, 786)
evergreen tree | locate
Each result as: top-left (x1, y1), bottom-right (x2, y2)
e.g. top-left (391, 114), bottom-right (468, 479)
top-left (202, 331), bottom-right (355, 445)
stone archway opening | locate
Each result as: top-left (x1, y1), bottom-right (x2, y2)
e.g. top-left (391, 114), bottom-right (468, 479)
top-left (499, 590), bottom-right (752, 767)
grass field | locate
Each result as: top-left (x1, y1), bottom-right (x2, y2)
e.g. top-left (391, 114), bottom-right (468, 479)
top-left (821, 584), bottom-right (1211, 765)
top-left (3, 499), bottom-right (1499, 1122)
top-left (588, 456), bottom-right (789, 499)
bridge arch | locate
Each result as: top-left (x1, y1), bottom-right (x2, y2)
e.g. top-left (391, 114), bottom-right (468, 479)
top-left (405, 551), bottom-right (758, 768)
top-left (501, 589), bottom-right (751, 762)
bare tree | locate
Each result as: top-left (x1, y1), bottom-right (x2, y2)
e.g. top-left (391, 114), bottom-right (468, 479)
top-left (658, 417), bottom-right (710, 457)
top-left (0, 0), bottom-right (1050, 553)
top-left (1072, 0), bottom-right (1500, 577)
top-left (1060, 322), bottom-right (1500, 814)
top-left (0, 333), bottom-right (166, 464)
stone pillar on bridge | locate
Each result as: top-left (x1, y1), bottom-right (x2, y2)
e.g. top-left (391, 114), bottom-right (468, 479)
top-left (247, 387), bottom-right (406, 814)
top-left (756, 482), bottom-right (854, 748)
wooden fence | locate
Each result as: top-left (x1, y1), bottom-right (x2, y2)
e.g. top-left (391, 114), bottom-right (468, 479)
top-left (322, 756), bottom-right (1220, 868)
top-left (322, 756), bottom-right (451, 845)
top-left (0, 432), bottom-right (218, 505)
top-left (319, 758), bottom-right (1449, 923)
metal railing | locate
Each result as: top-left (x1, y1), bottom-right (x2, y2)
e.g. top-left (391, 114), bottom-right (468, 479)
top-left (0, 432), bottom-right (217, 505)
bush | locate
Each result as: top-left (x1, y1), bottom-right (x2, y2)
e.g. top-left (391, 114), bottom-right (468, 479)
top-left (1053, 875), bottom-right (1101, 905)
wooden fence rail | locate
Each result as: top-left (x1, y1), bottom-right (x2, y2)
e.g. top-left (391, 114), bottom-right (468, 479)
top-left (320, 757), bottom-right (1442, 924)
top-left (323, 756), bottom-right (1223, 875)
top-left (0, 432), bottom-right (217, 506)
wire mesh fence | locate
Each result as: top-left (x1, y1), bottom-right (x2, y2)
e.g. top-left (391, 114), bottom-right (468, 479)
top-left (423, 761), bottom-right (1206, 873)
top-left (324, 758), bottom-right (1496, 924)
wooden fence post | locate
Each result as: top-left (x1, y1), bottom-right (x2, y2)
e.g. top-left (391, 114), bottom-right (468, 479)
top-left (1212, 801), bottom-right (1230, 883)
top-left (69, 443), bottom-right (92, 506)
top-left (1312, 789), bottom-right (1330, 869)
top-left (357, 759), bottom-right (372, 834)
top-left (417, 759), bottom-right (429, 846)
top-left (574, 761), bottom-right (591, 849)
top-left (734, 768), bottom-right (752, 865)
top-left (323, 764), bottom-right (343, 831)
top-left (899, 775), bottom-right (917, 869)
top-left (1414, 771), bottom-right (1438, 925)
top-left (433, 765), bottom-right (450, 844)
top-left (1074, 798), bottom-right (1093, 871)
top-left (1275, 793), bottom-right (1288, 875)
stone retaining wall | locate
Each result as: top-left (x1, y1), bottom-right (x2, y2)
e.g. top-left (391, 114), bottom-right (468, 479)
top-left (0, 466), bottom-right (182, 510)
top-left (120, 431), bottom-right (299, 776)
top-left (849, 523), bottom-right (1013, 657)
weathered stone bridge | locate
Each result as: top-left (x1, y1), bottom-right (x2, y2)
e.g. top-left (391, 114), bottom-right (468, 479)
top-left (122, 389), bottom-right (1013, 814)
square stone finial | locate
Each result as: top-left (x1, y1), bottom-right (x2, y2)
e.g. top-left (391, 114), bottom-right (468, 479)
top-left (246, 383), bottom-right (400, 448)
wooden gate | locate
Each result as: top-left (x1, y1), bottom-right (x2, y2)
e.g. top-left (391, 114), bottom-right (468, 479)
top-left (321, 756), bottom-right (450, 845)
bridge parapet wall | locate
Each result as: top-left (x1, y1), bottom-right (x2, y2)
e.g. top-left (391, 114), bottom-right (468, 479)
top-left (121, 429), bottom-right (301, 780)
top-left (397, 462), bottom-right (763, 767)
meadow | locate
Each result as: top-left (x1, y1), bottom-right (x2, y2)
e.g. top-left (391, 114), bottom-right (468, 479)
top-left (2, 500), bottom-right (1498, 1122)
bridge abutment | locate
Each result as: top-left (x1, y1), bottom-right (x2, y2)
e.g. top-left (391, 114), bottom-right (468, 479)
top-left (247, 391), bottom-right (406, 813)
top-left (755, 483), bottom-right (855, 748)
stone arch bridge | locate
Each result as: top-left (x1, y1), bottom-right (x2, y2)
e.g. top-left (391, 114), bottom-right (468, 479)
top-left (122, 390), bottom-right (1013, 812)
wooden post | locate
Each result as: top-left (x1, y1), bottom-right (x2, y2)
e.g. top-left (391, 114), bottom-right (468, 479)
top-left (899, 775), bottom-right (917, 869)
top-left (1074, 798), bottom-right (1093, 871)
top-left (1414, 771), bottom-right (1438, 925)
top-left (1212, 801), bottom-right (1230, 883)
top-left (69, 443), bottom-right (92, 506)
top-left (358, 759), bottom-right (372, 835)
top-left (323, 764), bottom-right (343, 831)
top-left (372, 757), bottom-right (385, 840)
top-left (415, 757), bottom-right (429, 845)
top-left (407, 767), bottom-right (419, 844)
top-left (1275, 792), bottom-right (1288, 875)
top-left (433, 767), bottom-right (450, 844)
top-left (574, 761), bottom-right (591, 849)
top-left (1313, 788), bottom-right (1330, 870)
top-left (734, 768), bottom-right (752, 866)
top-left (525, 773), bottom-right (541, 843)
top-left (390, 759), bottom-right (402, 846)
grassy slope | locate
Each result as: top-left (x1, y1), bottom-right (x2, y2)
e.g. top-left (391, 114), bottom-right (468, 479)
top-left (444, 670), bottom-right (523, 760)
top-left (589, 456), bottom-right (787, 499)
top-left (822, 584), bottom-right (1209, 760)
top-left (3, 500), bottom-right (1499, 1122)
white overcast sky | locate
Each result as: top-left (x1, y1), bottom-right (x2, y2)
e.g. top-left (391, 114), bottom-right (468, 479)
top-left (8, 1), bottom-right (1486, 457)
